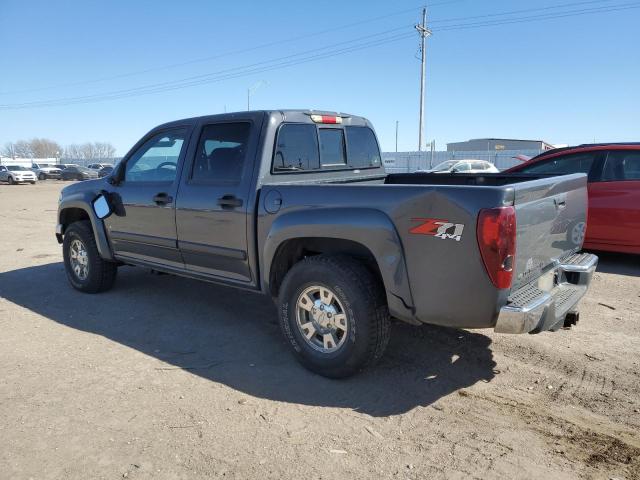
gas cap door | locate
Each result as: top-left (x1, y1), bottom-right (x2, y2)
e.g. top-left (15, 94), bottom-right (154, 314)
top-left (263, 189), bottom-right (283, 214)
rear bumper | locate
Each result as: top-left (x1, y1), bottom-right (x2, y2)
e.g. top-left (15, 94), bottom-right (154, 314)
top-left (494, 252), bottom-right (598, 334)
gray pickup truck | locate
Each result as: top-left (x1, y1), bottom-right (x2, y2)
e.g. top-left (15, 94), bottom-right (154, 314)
top-left (56, 110), bottom-right (597, 377)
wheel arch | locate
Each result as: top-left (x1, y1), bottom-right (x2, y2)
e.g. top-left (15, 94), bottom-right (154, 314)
top-left (262, 208), bottom-right (417, 323)
top-left (58, 199), bottom-right (114, 261)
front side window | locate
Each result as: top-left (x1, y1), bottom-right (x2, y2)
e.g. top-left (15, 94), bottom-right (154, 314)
top-left (345, 126), bottom-right (380, 168)
top-left (518, 152), bottom-right (595, 175)
top-left (454, 162), bottom-right (471, 172)
top-left (601, 150), bottom-right (640, 181)
top-left (319, 129), bottom-right (346, 166)
top-left (125, 128), bottom-right (187, 183)
top-left (192, 123), bottom-right (251, 183)
top-left (274, 124), bottom-right (319, 172)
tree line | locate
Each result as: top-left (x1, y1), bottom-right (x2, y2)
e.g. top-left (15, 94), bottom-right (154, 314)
top-left (1, 138), bottom-right (116, 160)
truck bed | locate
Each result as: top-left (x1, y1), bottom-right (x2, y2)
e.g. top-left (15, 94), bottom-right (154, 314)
top-left (259, 172), bottom-right (588, 329)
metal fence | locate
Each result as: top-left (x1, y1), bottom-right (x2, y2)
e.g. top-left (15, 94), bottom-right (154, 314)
top-left (382, 149), bottom-right (544, 173)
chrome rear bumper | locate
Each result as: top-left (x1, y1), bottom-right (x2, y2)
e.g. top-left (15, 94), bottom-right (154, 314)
top-left (494, 253), bottom-right (598, 334)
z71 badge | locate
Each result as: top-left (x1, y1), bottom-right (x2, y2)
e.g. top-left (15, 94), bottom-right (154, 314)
top-left (409, 218), bottom-right (465, 242)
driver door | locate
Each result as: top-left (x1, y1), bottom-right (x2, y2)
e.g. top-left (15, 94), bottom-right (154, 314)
top-left (105, 127), bottom-right (190, 269)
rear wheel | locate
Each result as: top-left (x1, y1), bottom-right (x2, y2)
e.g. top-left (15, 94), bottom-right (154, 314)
top-left (63, 221), bottom-right (117, 293)
top-left (8, 176), bottom-right (15, 185)
top-left (278, 255), bottom-right (390, 378)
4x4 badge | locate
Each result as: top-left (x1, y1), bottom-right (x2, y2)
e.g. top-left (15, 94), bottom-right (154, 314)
top-left (409, 218), bottom-right (465, 242)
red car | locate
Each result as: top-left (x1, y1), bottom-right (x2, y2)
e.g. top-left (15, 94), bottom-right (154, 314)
top-left (506, 144), bottom-right (640, 254)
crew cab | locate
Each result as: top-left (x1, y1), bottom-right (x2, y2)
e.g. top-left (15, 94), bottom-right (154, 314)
top-left (56, 110), bottom-right (598, 377)
top-left (32, 163), bottom-right (63, 180)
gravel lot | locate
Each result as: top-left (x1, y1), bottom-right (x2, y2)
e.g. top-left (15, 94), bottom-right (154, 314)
top-left (1, 181), bottom-right (639, 480)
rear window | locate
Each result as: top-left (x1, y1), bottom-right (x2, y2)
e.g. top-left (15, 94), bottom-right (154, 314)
top-left (273, 123), bottom-right (380, 173)
top-left (274, 124), bottom-right (320, 172)
top-left (345, 126), bottom-right (381, 168)
top-left (319, 129), bottom-right (346, 166)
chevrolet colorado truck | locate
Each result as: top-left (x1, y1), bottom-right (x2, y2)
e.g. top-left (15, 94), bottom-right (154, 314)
top-left (56, 110), bottom-right (598, 377)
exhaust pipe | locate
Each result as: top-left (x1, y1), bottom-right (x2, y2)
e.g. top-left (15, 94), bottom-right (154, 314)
top-left (564, 310), bottom-right (580, 328)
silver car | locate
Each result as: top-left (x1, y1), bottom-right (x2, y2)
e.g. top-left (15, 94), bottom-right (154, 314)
top-left (0, 165), bottom-right (37, 184)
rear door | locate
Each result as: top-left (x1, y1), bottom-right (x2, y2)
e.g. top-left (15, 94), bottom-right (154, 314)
top-left (105, 127), bottom-right (190, 268)
top-left (588, 149), bottom-right (640, 248)
top-left (175, 117), bottom-right (261, 284)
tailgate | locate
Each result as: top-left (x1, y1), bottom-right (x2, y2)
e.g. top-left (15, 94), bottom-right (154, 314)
top-left (511, 173), bottom-right (588, 290)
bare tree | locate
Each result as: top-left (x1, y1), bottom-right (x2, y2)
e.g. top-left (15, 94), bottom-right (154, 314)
top-left (29, 138), bottom-right (62, 159)
top-left (64, 141), bottom-right (116, 160)
top-left (14, 140), bottom-right (33, 158)
top-left (1, 142), bottom-right (17, 158)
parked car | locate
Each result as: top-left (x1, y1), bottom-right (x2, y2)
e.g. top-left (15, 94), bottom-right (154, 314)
top-left (418, 159), bottom-right (500, 174)
top-left (56, 110), bottom-right (597, 377)
top-left (98, 165), bottom-right (114, 178)
top-left (31, 162), bottom-right (63, 180)
top-left (505, 143), bottom-right (640, 254)
top-left (0, 165), bottom-right (37, 184)
top-left (61, 166), bottom-right (100, 181)
top-left (88, 163), bottom-right (112, 170)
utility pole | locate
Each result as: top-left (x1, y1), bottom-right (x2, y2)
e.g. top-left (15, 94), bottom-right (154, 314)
top-left (415, 7), bottom-right (431, 152)
top-left (395, 121), bottom-right (399, 152)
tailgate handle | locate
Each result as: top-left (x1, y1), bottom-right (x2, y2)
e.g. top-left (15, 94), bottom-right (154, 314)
top-left (554, 198), bottom-right (567, 209)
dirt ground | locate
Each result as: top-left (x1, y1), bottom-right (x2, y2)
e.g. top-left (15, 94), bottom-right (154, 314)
top-left (1, 181), bottom-right (639, 480)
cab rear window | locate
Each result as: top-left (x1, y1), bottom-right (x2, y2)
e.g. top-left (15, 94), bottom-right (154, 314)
top-left (273, 123), bottom-right (380, 173)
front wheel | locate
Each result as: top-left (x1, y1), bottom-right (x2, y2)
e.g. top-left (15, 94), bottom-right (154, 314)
top-left (278, 255), bottom-right (390, 378)
top-left (63, 221), bottom-right (117, 293)
top-left (8, 176), bottom-right (15, 185)
top-left (38, 173), bottom-right (46, 180)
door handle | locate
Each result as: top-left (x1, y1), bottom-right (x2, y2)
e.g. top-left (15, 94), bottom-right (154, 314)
top-left (153, 192), bottom-right (173, 205)
top-left (217, 194), bottom-right (243, 208)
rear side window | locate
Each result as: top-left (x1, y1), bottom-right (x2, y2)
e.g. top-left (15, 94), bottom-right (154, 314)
top-left (601, 151), bottom-right (640, 181)
top-left (346, 127), bottom-right (381, 168)
top-left (274, 124), bottom-right (320, 172)
top-left (319, 129), bottom-right (346, 166)
top-left (192, 122), bottom-right (251, 183)
top-left (518, 152), bottom-right (596, 175)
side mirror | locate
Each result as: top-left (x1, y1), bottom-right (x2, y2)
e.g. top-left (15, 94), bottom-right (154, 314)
top-left (92, 194), bottom-right (113, 219)
top-left (451, 168), bottom-right (459, 173)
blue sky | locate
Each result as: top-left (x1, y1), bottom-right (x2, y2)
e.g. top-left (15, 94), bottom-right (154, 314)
top-left (1, 0), bottom-right (638, 155)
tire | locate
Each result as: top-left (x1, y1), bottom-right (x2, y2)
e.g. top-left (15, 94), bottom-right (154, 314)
top-left (8, 176), bottom-right (15, 185)
top-left (278, 254), bottom-right (390, 378)
top-left (30, 181), bottom-right (36, 185)
top-left (38, 173), bottom-right (46, 180)
top-left (63, 221), bottom-right (117, 293)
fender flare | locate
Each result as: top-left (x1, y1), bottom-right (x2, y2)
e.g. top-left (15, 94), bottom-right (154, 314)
top-left (58, 195), bottom-right (114, 261)
top-left (262, 207), bottom-right (416, 321)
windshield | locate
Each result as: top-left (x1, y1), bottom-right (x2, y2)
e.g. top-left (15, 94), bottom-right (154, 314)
top-left (431, 160), bottom-right (458, 172)
top-left (7, 165), bottom-right (28, 171)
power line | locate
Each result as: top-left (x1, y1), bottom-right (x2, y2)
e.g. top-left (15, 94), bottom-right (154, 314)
top-left (431, 2), bottom-right (640, 31)
top-left (0, 29), bottom-right (415, 109)
top-left (0, 0), bottom-right (466, 96)
top-left (0, 32), bottom-right (416, 109)
top-left (1, 0), bottom-right (637, 110)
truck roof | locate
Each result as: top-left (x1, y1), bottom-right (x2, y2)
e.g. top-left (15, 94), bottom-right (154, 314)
top-left (154, 109), bottom-right (372, 131)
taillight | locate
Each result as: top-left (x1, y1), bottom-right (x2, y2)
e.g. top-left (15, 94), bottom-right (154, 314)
top-left (477, 206), bottom-right (516, 289)
top-left (310, 114), bottom-right (342, 124)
